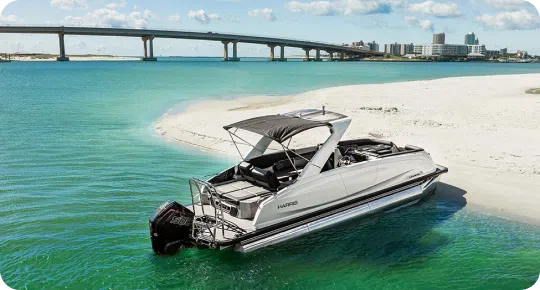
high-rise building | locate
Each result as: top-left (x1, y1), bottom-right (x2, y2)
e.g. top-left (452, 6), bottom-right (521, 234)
top-left (384, 42), bottom-right (401, 55)
top-left (399, 43), bottom-right (414, 55)
top-left (432, 33), bottom-right (445, 44)
top-left (352, 40), bottom-right (366, 47)
top-left (486, 50), bottom-right (500, 57)
top-left (500, 48), bottom-right (508, 55)
top-left (464, 32), bottom-right (479, 45)
top-left (352, 40), bottom-right (378, 51)
top-left (368, 41), bottom-right (379, 52)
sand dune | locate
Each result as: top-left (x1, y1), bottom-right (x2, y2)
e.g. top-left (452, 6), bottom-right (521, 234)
top-left (156, 74), bottom-right (540, 225)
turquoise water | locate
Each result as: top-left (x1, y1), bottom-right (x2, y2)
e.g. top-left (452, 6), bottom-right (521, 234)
top-left (1, 59), bottom-right (539, 289)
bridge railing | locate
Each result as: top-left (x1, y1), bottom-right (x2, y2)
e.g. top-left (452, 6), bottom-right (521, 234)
top-left (0, 24), bottom-right (377, 53)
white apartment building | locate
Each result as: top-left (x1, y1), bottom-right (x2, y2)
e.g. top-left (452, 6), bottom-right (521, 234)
top-left (467, 45), bottom-right (486, 54)
top-left (414, 44), bottom-right (470, 56)
top-left (421, 44), bottom-right (468, 56)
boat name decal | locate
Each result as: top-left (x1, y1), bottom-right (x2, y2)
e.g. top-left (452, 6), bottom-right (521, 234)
top-left (408, 172), bottom-right (423, 179)
top-left (278, 201), bottom-right (298, 209)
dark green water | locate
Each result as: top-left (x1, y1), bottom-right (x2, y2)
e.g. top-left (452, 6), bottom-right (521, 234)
top-left (1, 59), bottom-right (539, 289)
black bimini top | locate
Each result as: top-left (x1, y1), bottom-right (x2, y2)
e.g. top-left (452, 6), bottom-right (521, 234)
top-left (223, 115), bottom-right (332, 143)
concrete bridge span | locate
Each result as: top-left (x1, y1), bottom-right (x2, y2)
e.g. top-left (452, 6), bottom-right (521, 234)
top-left (0, 26), bottom-right (383, 61)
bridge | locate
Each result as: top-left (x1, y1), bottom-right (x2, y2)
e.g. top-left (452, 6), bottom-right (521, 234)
top-left (0, 26), bottom-right (384, 61)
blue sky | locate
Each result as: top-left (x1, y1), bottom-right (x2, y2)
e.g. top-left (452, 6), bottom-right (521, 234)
top-left (0, 0), bottom-right (539, 56)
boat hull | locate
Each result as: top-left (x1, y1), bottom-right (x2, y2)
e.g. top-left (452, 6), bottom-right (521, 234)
top-left (233, 173), bottom-right (442, 252)
top-left (149, 165), bottom-right (447, 255)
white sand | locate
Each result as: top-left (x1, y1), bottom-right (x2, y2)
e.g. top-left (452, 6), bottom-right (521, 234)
top-left (156, 74), bottom-right (540, 225)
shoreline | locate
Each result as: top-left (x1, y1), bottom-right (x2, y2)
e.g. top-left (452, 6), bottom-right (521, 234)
top-left (7, 55), bottom-right (140, 61)
top-left (155, 74), bottom-right (540, 226)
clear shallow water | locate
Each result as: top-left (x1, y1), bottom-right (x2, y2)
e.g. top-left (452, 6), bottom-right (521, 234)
top-left (1, 59), bottom-right (539, 289)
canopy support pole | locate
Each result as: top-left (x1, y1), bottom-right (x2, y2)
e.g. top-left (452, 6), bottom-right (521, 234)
top-left (229, 132), bottom-right (245, 161)
top-left (281, 144), bottom-right (299, 176)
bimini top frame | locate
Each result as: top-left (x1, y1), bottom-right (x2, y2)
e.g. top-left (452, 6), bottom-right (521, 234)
top-left (223, 109), bottom-right (352, 180)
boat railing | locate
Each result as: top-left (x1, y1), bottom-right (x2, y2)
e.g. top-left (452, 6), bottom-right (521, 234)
top-left (188, 178), bottom-right (226, 247)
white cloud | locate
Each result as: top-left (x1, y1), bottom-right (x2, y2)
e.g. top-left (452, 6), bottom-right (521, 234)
top-left (63, 16), bottom-right (85, 26)
top-left (248, 8), bottom-right (277, 21)
top-left (51, 0), bottom-right (88, 10)
top-left (96, 45), bottom-right (107, 52)
top-left (188, 9), bottom-right (220, 24)
top-left (159, 44), bottom-right (173, 52)
top-left (405, 15), bottom-right (434, 31)
top-left (32, 41), bottom-right (45, 50)
top-left (62, 8), bottom-right (154, 28)
top-left (128, 10), bottom-right (155, 28)
top-left (132, 5), bottom-right (139, 10)
top-left (0, 14), bottom-right (21, 24)
top-left (477, 10), bottom-right (540, 30)
top-left (408, 1), bottom-right (461, 18)
top-left (106, 0), bottom-right (126, 9)
top-left (286, 1), bottom-right (337, 15)
top-left (169, 14), bottom-right (181, 22)
top-left (12, 41), bottom-right (24, 53)
top-left (285, 0), bottom-right (403, 16)
top-left (74, 41), bottom-right (87, 49)
top-left (229, 16), bottom-right (241, 22)
top-left (481, 0), bottom-right (527, 9)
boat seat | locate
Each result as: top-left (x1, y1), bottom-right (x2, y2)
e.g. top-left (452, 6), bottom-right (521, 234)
top-left (252, 167), bottom-right (280, 191)
top-left (272, 156), bottom-right (308, 172)
top-left (275, 169), bottom-right (299, 181)
top-left (238, 162), bottom-right (255, 182)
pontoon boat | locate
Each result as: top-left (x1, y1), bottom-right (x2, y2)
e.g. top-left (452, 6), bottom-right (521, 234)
top-left (149, 109), bottom-right (448, 254)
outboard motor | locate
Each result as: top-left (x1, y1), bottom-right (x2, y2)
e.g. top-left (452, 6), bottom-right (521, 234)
top-left (149, 201), bottom-right (195, 255)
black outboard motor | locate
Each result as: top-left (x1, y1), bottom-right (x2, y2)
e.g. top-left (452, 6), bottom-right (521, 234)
top-left (149, 201), bottom-right (195, 255)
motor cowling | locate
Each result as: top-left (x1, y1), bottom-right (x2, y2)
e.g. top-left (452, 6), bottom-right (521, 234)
top-left (149, 201), bottom-right (195, 255)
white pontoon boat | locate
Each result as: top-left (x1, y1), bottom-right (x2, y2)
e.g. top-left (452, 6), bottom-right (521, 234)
top-left (149, 109), bottom-right (448, 254)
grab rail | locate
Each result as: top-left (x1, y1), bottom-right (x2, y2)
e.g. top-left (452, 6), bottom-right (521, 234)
top-left (189, 178), bottom-right (224, 245)
top-left (188, 178), bottom-right (248, 247)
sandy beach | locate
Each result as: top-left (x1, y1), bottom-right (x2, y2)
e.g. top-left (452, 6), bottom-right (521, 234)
top-left (156, 74), bottom-right (540, 225)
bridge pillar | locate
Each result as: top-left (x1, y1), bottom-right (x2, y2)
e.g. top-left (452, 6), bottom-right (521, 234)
top-left (222, 41), bottom-right (230, 61)
top-left (327, 51), bottom-right (334, 61)
top-left (303, 48), bottom-right (311, 61)
top-left (142, 36), bottom-right (157, 61)
top-left (228, 41), bottom-right (240, 61)
top-left (268, 45), bottom-right (276, 61)
top-left (314, 49), bottom-right (322, 61)
top-left (57, 33), bottom-right (69, 61)
top-left (339, 52), bottom-right (345, 61)
top-left (278, 45), bottom-right (287, 61)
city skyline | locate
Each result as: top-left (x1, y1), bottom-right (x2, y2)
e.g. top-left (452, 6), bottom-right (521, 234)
top-left (0, 0), bottom-right (539, 56)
